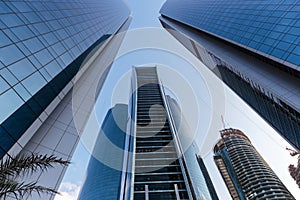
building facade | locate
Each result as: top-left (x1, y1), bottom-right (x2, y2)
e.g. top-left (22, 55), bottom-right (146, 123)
top-left (132, 67), bottom-right (191, 199)
top-left (159, 0), bottom-right (300, 152)
top-left (78, 104), bottom-right (129, 200)
top-left (196, 156), bottom-right (219, 200)
top-left (0, 1), bottom-right (130, 199)
top-left (214, 128), bottom-right (295, 200)
top-left (78, 67), bottom-right (218, 200)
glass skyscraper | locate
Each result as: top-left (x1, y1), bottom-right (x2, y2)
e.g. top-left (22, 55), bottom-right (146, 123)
top-left (160, 0), bottom-right (300, 68)
top-left (78, 66), bottom-right (218, 200)
top-left (159, 0), bottom-right (300, 151)
top-left (214, 128), bottom-right (295, 200)
top-left (196, 156), bottom-right (219, 200)
top-left (0, 1), bottom-right (130, 199)
top-left (78, 104), bottom-right (129, 200)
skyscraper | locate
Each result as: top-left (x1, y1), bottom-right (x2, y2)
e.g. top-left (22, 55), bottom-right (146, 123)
top-left (196, 156), bottom-right (219, 200)
top-left (78, 104), bottom-right (129, 200)
top-left (78, 66), bottom-right (218, 200)
top-left (133, 67), bottom-right (191, 199)
top-left (214, 128), bottom-right (295, 200)
top-left (0, 1), bottom-right (130, 199)
top-left (159, 0), bottom-right (300, 151)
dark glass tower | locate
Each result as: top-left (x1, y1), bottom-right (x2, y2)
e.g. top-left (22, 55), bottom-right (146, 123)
top-left (214, 128), bottom-right (295, 200)
top-left (78, 104), bottom-right (128, 200)
top-left (133, 67), bottom-right (190, 199)
top-left (196, 156), bottom-right (219, 200)
top-left (159, 0), bottom-right (300, 152)
top-left (131, 67), bottom-right (216, 200)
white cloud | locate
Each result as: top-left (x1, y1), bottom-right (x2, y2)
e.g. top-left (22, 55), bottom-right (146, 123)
top-left (54, 182), bottom-right (81, 200)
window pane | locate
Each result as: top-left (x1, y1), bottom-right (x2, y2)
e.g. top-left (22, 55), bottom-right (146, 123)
top-left (0, 89), bottom-right (23, 124)
top-left (11, 26), bottom-right (34, 40)
top-left (0, 31), bottom-right (12, 47)
top-left (34, 49), bottom-right (53, 66)
top-left (0, 76), bottom-right (10, 94)
top-left (16, 42), bottom-right (31, 56)
top-left (11, 2), bottom-right (32, 12)
top-left (0, 44), bottom-right (24, 65)
top-left (52, 42), bottom-right (66, 56)
top-left (28, 55), bottom-right (42, 69)
top-left (22, 12), bottom-right (42, 23)
top-left (43, 32), bottom-right (58, 46)
top-left (2, 28), bottom-right (19, 43)
top-left (33, 22), bottom-right (50, 35)
top-left (1, 13), bottom-right (23, 27)
top-left (14, 83), bottom-right (31, 101)
top-left (60, 52), bottom-right (72, 66)
top-left (39, 68), bottom-right (52, 81)
top-left (22, 71), bottom-right (47, 95)
top-left (0, 68), bottom-right (18, 86)
top-left (44, 60), bottom-right (62, 78)
top-left (8, 58), bottom-right (36, 81)
top-left (0, 2), bottom-right (12, 14)
top-left (23, 37), bottom-right (44, 54)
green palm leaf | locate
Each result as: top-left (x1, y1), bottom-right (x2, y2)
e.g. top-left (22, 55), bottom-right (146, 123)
top-left (0, 154), bottom-right (70, 199)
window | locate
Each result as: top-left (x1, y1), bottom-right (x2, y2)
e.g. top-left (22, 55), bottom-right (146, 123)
top-left (28, 55), bottom-right (42, 69)
top-left (0, 2), bottom-right (12, 14)
top-left (22, 12), bottom-right (42, 23)
top-left (1, 13), bottom-right (23, 27)
top-left (23, 37), bottom-right (44, 54)
top-left (0, 89), bottom-right (23, 124)
top-left (22, 71), bottom-right (47, 95)
top-left (44, 60), bottom-right (62, 78)
top-left (11, 2), bottom-right (32, 12)
top-left (43, 32), bottom-right (58, 46)
top-left (3, 28), bottom-right (19, 43)
top-left (11, 26), bottom-right (34, 40)
top-left (0, 31), bottom-right (12, 47)
top-left (0, 68), bottom-right (18, 86)
top-left (34, 49), bottom-right (53, 66)
top-left (8, 58), bottom-right (36, 81)
top-left (0, 44), bottom-right (24, 65)
top-left (0, 76), bottom-right (9, 94)
top-left (16, 42), bottom-right (31, 56)
top-left (13, 83), bottom-right (31, 101)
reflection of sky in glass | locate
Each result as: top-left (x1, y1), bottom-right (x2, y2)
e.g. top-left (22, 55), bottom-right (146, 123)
top-left (55, 0), bottom-right (300, 199)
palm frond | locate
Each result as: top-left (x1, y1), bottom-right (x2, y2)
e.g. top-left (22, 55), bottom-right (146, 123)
top-left (0, 179), bottom-right (59, 199)
top-left (0, 153), bottom-right (70, 179)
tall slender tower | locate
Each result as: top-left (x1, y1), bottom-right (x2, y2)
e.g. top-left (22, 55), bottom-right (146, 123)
top-left (133, 67), bottom-right (191, 199)
top-left (132, 66), bottom-right (219, 199)
top-left (78, 104), bottom-right (129, 200)
top-left (214, 128), bottom-right (295, 200)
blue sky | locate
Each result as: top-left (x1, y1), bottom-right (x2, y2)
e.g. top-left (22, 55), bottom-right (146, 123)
top-left (55, 0), bottom-right (300, 199)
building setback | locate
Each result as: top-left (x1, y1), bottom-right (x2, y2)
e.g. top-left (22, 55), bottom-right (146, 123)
top-left (214, 128), bottom-right (295, 200)
top-left (159, 0), bottom-right (300, 152)
top-left (0, 1), bottom-right (130, 199)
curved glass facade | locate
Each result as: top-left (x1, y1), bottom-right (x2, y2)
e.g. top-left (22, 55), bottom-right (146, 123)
top-left (160, 0), bottom-right (300, 68)
top-left (0, 0), bottom-right (130, 158)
